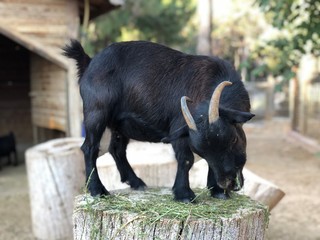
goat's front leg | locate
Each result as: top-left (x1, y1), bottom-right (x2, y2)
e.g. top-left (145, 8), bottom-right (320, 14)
top-left (207, 167), bottom-right (230, 200)
top-left (109, 131), bottom-right (146, 190)
top-left (172, 140), bottom-right (195, 202)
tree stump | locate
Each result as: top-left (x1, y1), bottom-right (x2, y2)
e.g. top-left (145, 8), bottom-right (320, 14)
top-left (26, 138), bottom-right (85, 240)
top-left (73, 188), bottom-right (269, 240)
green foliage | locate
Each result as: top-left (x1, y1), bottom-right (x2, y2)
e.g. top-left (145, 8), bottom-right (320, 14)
top-left (82, 0), bottom-right (196, 56)
top-left (257, 0), bottom-right (320, 54)
top-left (253, 0), bottom-right (320, 82)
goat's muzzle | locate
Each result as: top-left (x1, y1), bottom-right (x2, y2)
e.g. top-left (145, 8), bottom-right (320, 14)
top-left (218, 170), bottom-right (243, 192)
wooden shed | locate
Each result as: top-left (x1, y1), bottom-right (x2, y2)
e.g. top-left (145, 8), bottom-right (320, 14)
top-left (0, 0), bottom-right (120, 158)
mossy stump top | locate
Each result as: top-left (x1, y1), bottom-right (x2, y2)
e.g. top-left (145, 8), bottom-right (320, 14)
top-left (73, 188), bottom-right (269, 240)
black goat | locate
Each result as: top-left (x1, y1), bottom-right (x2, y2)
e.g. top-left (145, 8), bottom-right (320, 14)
top-left (0, 132), bottom-right (18, 168)
top-left (63, 40), bottom-right (254, 202)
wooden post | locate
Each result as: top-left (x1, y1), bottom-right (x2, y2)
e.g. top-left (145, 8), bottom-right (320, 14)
top-left (289, 67), bottom-right (300, 132)
top-left (73, 188), bottom-right (269, 240)
top-left (296, 54), bottom-right (318, 134)
top-left (66, 61), bottom-right (83, 138)
top-left (26, 138), bottom-right (85, 240)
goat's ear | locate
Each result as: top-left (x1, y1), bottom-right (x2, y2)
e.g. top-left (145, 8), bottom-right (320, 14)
top-left (219, 107), bottom-right (255, 124)
top-left (161, 126), bottom-right (189, 143)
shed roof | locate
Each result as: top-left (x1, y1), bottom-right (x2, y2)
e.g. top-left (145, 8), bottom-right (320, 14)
top-left (0, 0), bottom-right (123, 69)
top-left (79, 0), bottom-right (124, 20)
top-left (0, 25), bottom-right (68, 70)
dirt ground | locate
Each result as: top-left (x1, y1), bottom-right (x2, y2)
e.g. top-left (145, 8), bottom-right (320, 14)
top-left (245, 119), bottom-right (320, 240)
top-left (0, 118), bottom-right (319, 240)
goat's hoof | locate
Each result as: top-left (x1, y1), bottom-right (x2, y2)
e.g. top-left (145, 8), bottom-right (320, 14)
top-left (177, 197), bottom-right (196, 204)
top-left (175, 195), bottom-right (196, 203)
top-left (211, 191), bottom-right (231, 200)
top-left (128, 178), bottom-right (147, 191)
top-left (133, 185), bottom-right (147, 191)
top-left (173, 188), bottom-right (196, 203)
top-left (89, 186), bottom-right (110, 197)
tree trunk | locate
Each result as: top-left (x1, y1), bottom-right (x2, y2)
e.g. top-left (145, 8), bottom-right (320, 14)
top-left (196, 0), bottom-right (212, 55)
top-left (73, 188), bottom-right (269, 240)
top-left (26, 138), bottom-right (85, 240)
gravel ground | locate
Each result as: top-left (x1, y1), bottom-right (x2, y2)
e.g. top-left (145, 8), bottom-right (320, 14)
top-left (0, 118), bottom-right (319, 240)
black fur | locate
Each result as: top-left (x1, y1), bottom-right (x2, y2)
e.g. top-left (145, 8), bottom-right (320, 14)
top-left (62, 40), bottom-right (91, 78)
top-left (63, 40), bottom-right (254, 202)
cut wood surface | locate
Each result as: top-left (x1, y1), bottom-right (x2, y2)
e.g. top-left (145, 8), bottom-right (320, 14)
top-left (241, 168), bottom-right (285, 211)
top-left (73, 188), bottom-right (269, 240)
top-left (26, 138), bottom-right (85, 240)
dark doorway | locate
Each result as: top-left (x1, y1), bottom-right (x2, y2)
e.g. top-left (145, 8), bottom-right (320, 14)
top-left (0, 34), bottom-right (33, 162)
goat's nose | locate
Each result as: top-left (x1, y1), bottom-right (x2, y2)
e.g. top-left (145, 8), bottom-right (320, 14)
top-left (218, 178), bottom-right (233, 190)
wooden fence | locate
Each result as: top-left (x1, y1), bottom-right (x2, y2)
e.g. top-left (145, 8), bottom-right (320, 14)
top-left (290, 55), bottom-right (320, 142)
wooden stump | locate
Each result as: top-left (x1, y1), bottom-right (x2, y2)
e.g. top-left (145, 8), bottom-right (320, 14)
top-left (26, 138), bottom-right (85, 240)
top-left (73, 188), bottom-right (269, 240)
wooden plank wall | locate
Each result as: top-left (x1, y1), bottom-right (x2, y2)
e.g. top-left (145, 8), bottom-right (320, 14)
top-left (30, 54), bottom-right (67, 132)
top-left (0, 0), bottom-right (79, 48)
top-left (0, 0), bottom-right (80, 140)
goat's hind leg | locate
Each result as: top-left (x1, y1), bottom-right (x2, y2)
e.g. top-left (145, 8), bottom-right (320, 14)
top-left (82, 113), bottom-right (109, 196)
top-left (82, 139), bottom-right (109, 196)
top-left (109, 131), bottom-right (146, 190)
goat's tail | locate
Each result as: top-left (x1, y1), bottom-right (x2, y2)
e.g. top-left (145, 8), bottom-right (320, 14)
top-left (62, 40), bottom-right (91, 79)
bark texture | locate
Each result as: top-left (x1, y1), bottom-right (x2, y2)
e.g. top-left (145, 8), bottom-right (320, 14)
top-left (73, 188), bottom-right (269, 240)
top-left (26, 138), bottom-right (85, 240)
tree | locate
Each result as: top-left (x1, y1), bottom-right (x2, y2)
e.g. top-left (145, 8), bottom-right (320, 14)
top-left (196, 0), bottom-right (212, 55)
top-left (82, 0), bottom-right (196, 56)
top-left (257, 0), bottom-right (320, 55)
top-left (254, 0), bottom-right (320, 80)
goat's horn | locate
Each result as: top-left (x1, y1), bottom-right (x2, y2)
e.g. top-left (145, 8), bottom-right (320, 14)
top-left (208, 81), bottom-right (232, 123)
top-left (181, 96), bottom-right (197, 131)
